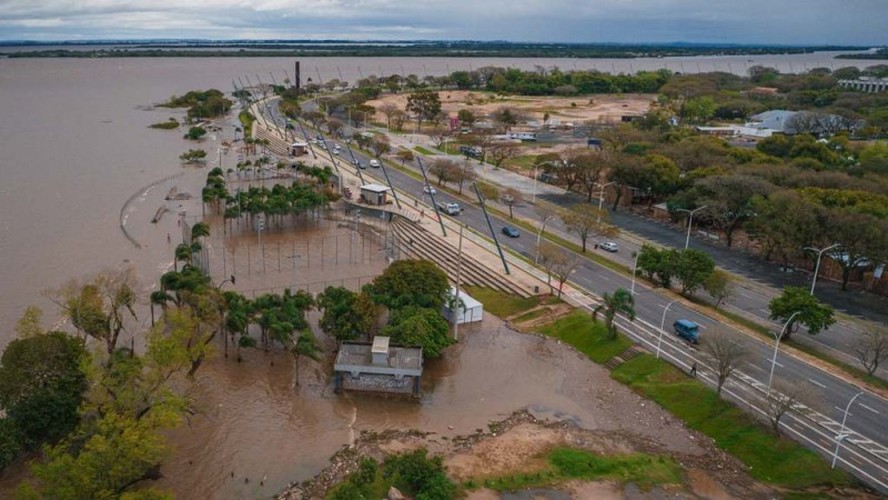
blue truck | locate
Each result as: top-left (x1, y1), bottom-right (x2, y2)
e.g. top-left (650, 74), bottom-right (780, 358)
top-left (673, 319), bottom-right (700, 344)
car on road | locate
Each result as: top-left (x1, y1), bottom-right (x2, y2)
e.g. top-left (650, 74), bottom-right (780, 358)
top-left (502, 226), bottom-right (520, 238)
top-left (423, 185), bottom-right (437, 194)
top-left (355, 160), bottom-right (366, 169)
top-left (599, 241), bottom-right (618, 252)
top-left (673, 319), bottom-right (700, 344)
top-left (369, 159), bottom-right (381, 168)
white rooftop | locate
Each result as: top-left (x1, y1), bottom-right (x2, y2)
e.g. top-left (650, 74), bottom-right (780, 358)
top-left (360, 183), bottom-right (391, 193)
top-left (371, 336), bottom-right (390, 354)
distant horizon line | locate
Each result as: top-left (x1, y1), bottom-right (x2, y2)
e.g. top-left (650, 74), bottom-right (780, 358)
top-left (0, 39), bottom-right (882, 49)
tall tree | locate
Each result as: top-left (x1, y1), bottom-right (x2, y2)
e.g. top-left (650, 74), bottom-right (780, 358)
top-left (855, 326), bottom-right (888, 377)
top-left (405, 90), bottom-right (442, 130)
top-left (0, 331), bottom-right (88, 448)
top-left (49, 268), bottom-right (139, 356)
top-left (704, 334), bottom-right (749, 395)
top-left (501, 188), bottom-right (523, 219)
top-left (561, 203), bottom-right (613, 253)
top-left (592, 288), bottom-right (636, 339)
top-left (768, 286), bottom-right (835, 341)
top-left (368, 260), bottom-right (449, 310)
top-left (695, 174), bottom-right (774, 247)
top-left (673, 249), bottom-right (716, 296)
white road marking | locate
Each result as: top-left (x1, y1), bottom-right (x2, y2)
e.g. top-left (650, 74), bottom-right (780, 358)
top-left (835, 406), bottom-right (853, 417)
top-left (808, 378), bottom-right (827, 389)
top-left (859, 404), bottom-right (880, 415)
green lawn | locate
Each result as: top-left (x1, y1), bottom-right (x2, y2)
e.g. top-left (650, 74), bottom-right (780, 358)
top-left (465, 446), bottom-right (682, 492)
top-left (413, 145), bottom-right (436, 156)
top-left (536, 310), bottom-right (632, 363)
top-left (612, 354), bottom-right (854, 489)
top-left (465, 286), bottom-right (540, 318)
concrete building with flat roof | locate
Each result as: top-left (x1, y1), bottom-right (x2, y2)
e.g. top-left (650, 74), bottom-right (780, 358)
top-left (334, 336), bottom-right (423, 396)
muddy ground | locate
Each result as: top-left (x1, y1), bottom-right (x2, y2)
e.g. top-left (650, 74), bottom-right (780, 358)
top-left (365, 90), bottom-right (655, 129)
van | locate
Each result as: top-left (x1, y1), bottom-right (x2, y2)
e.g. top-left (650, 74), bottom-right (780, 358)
top-left (673, 320), bottom-right (700, 344)
top-left (437, 202), bottom-right (461, 215)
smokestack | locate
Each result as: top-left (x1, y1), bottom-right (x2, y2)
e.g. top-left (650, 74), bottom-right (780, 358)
top-left (295, 61), bottom-right (301, 92)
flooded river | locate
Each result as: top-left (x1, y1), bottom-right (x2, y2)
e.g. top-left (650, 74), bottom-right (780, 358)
top-left (0, 52), bottom-right (883, 497)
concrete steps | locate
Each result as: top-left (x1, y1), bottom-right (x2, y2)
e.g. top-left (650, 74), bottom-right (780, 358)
top-left (604, 345), bottom-right (648, 371)
top-left (391, 216), bottom-right (531, 298)
top-left (254, 126), bottom-right (292, 157)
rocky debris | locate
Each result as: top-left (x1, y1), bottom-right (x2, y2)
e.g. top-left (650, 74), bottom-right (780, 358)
top-left (387, 486), bottom-right (406, 499)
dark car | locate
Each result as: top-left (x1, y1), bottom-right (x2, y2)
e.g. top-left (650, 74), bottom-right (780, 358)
top-left (502, 226), bottom-right (520, 238)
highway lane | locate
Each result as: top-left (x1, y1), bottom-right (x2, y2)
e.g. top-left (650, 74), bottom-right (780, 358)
top-left (260, 99), bottom-right (888, 488)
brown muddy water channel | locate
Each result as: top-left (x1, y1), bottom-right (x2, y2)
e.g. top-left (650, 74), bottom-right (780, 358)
top-left (127, 195), bottom-right (702, 498)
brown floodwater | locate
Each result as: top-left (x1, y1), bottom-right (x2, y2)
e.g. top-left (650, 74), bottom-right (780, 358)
top-left (1, 54), bottom-right (881, 498)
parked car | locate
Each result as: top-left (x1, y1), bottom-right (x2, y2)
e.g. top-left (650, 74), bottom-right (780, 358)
top-left (599, 241), bottom-right (618, 252)
top-left (502, 226), bottom-right (520, 238)
top-left (369, 159), bottom-right (381, 168)
top-left (423, 185), bottom-right (437, 194)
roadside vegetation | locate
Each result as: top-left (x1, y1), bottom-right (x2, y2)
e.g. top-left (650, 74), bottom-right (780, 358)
top-left (534, 309), bottom-right (857, 491)
top-left (464, 447), bottom-right (682, 492)
top-left (328, 448), bottom-right (456, 500)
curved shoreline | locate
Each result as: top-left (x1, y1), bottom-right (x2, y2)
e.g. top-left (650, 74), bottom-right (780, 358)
top-left (119, 172), bottom-right (183, 249)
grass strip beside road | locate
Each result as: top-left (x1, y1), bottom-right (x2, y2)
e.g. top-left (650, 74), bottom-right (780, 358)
top-left (537, 310), bottom-right (631, 364)
top-left (535, 311), bottom-right (855, 490)
top-left (612, 354), bottom-right (853, 488)
top-left (465, 286), bottom-right (540, 318)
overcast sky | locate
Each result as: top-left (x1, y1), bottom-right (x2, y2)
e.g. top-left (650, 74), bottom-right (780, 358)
top-left (1, 0), bottom-right (886, 45)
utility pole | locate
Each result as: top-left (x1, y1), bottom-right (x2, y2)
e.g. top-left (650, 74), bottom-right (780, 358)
top-left (454, 224), bottom-right (464, 341)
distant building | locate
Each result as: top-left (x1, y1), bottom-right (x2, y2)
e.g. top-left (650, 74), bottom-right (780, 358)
top-left (747, 110), bottom-right (800, 134)
top-left (838, 77), bottom-right (888, 93)
top-left (694, 126), bottom-right (737, 137)
top-left (333, 336), bottom-right (423, 396)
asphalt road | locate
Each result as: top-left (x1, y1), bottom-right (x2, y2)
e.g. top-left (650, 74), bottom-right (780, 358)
top-left (261, 98), bottom-right (888, 490)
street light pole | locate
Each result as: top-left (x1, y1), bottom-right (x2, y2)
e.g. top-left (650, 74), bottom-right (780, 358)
top-left (767, 311), bottom-right (801, 393)
top-left (676, 206), bottom-right (708, 250)
top-left (630, 250), bottom-right (640, 296)
top-left (596, 181), bottom-right (617, 223)
top-left (656, 300), bottom-right (678, 359)
top-left (831, 391), bottom-right (863, 469)
top-left (804, 243), bottom-right (840, 295)
top-left (535, 215), bottom-right (556, 264)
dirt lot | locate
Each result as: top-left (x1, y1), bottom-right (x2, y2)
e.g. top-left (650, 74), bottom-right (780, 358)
top-left (365, 90), bottom-right (655, 129)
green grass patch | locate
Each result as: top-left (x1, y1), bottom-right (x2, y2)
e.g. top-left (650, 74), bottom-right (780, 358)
top-left (504, 154), bottom-right (537, 171)
top-left (238, 110), bottom-right (255, 139)
top-left (148, 118), bottom-right (179, 129)
top-left (513, 307), bottom-right (549, 323)
top-left (465, 447), bottom-right (681, 492)
top-left (612, 354), bottom-right (854, 489)
top-left (413, 145), bottom-right (436, 156)
top-left (537, 310), bottom-right (632, 363)
top-left (549, 447), bottom-right (682, 488)
top-left (465, 286), bottom-right (539, 318)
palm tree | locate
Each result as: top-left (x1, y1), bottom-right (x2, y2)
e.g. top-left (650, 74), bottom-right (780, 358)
top-left (149, 290), bottom-right (171, 327)
top-left (291, 332), bottom-right (320, 387)
top-left (592, 288), bottom-right (636, 339)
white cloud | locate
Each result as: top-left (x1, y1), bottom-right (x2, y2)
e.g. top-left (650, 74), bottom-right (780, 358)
top-left (0, 0), bottom-right (885, 44)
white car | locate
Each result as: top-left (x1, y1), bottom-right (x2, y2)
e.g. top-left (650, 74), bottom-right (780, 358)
top-left (423, 185), bottom-right (437, 194)
top-left (599, 241), bottom-right (618, 252)
top-left (369, 159), bottom-right (381, 168)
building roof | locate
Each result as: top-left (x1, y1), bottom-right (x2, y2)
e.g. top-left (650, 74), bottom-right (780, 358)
top-left (335, 341), bottom-right (423, 376)
top-left (360, 183), bottom-right (391, 193)
top-left (448, 286), bottom-right (482, 310)
top-left (749, 110), bottom-right (799, 132)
